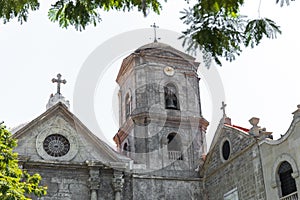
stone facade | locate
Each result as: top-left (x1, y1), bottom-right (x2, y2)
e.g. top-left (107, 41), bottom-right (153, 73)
top-left (132, 176), bottom-right (201, 200)
top-left (200, 121), bottom-right (266, 200)
top-left (13, 103), bottom-right (131, 200)
top-left (259, 107), bottom-right (300, 200)
top-left (11, 42), bottom-right (300, 200)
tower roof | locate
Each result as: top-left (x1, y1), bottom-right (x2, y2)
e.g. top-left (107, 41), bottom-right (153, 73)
top-left (135, 42), bottom-right (196, 61)
top-left (116, 42), bottom-right (199, 84)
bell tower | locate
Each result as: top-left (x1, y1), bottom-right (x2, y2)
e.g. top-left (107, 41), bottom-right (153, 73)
top-left (113, 42), bottom-right (209, 174)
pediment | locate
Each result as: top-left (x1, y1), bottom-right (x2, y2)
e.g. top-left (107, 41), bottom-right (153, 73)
top-left (13, 103), bottom-right (131, 166)
top-left (202, 123), bottom-right (255, 174)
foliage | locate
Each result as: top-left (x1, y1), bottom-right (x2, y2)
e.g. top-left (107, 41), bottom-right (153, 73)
top-left (0, 0), bottom-right (297, 65)
top-left (0, 123), bottom-right (47, 200)
top-left (244, 18), bottom-right (282, 48)
top-left (0, 0), bottom-right (39, 24)
top-left (180, 2), bottom-right (282, 66)
top-left (47, 0), bottom-right (162, 31)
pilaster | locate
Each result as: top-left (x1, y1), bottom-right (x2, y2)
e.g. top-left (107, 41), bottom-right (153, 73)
top-left (112, 171), bottom-right (124, 200)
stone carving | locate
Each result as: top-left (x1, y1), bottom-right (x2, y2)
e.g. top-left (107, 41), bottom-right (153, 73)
top-left (43, 134), bottom-right (70, 157)
top-left (52, 73), bottom-right (66, 95)
top-left (50, 178), bottom-right (73, 200)
top-left (88, 167), bottom-right (100, 200)
top-left (113, 172), bottom-right (124, 200)
top-left (36, 116), bottom-right (78, 161)
top-left (220, 101), bottom-right (227, 117)
top-left (113, 175), bottom-right (124, 193)
top-left (150, 23), bottom-right (160, 43)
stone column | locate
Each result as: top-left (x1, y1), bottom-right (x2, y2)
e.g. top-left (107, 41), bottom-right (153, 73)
top-left (112, 172), bottom-right (124, 200)
top-left (161, 135), bottom-right (168, 168)
top-left (87, 161), bottom-right (100, 200)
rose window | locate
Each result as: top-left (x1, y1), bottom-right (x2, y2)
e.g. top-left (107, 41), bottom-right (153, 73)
top-left (43, 134), bottom-right (70, 157)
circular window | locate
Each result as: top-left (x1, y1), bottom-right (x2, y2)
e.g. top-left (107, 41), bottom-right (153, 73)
top-left (222, 140), bottom-right (230, 160)
top-left (43, 134), bottom-right (70, 157)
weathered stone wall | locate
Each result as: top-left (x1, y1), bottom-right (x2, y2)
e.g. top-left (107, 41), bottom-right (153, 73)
top-left (202, 126), bottom-right (266, 200)
top-left (25, 165), bottom-right (90, 200)
top-left (133, 56), bottom-right (201, 119)
top-left (25, 164), bottom-right (134, 200)
top-left (130, 120), bottom-right (202, 172)
top-left (259, 117), bottom-right (300, 200)
top-left (118, 47), bottom-right (205, 171)
top-left (97, 169), bottom-right (116, 200)
top-left (131, 175), bottom-right (201, 200)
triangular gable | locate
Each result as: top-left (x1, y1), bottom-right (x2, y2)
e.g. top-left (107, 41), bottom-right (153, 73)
top-left (202, 123), bottom-right (255, 175)
top-left (13, 103), bottom-right (131, 166)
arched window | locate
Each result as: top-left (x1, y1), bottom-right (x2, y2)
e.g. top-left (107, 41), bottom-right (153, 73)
top-left (167, 133), bottom-right (183, 160)
top-left (278, 161), bottom-right (297, 197)
top-left (122, 142), bottom-right (129, 156)
top-left (164, 83), bottom-right (179, 110)
top-left (125, 93), bottom-right (131, 119)
top-left (123, 143), bottom-right (128, 151)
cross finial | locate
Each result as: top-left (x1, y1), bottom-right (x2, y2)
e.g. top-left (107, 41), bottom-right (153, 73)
top-left (150, 23), bottom-right (160, 43)
top-left (220, 101), bottom-right (227, 117)
top-left (52, 73), bottom-right (66, 95)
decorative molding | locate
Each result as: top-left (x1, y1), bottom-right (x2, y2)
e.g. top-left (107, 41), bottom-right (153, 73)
top-left (36, 117), bottom-right (78, 161)
top-left (219, 137), bottom-right (232, 163)
top-left (271, 153), bottom-right (299, 189)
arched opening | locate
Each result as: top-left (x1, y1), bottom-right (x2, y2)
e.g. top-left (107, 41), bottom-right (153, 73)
top-left (123, 143), bottom-right (128, 151)
top-left (122, 142), bottom-right (129, 156)
top-left (278, 161), bottom-right (297, 198)
top-left (125, 93), bottom-right (131, 119)
top-left (167, 133), bottom-right (183, 160)
top-left (164, 83), bottom-right (179, 110)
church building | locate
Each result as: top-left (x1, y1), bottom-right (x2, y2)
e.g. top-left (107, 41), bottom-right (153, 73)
top-left (11, 41), bottom-right (300, 200)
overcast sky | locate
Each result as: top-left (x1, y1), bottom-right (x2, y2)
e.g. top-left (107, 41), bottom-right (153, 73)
top-left (1, 0), bottom-right (300, 148)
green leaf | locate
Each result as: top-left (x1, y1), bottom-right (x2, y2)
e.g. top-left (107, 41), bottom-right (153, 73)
top-left (244, 18), bottom-right (281, 48)
top-left (47, 0), bottom-right (162, 31)
top-left (0, 0), bottom-right (39, 24)
top-left (181, 3), bottom-right (282, 66)
top-left (0, 124), bottom-right (47, 199)
top-left (181, 7), bottom-right (246, 66)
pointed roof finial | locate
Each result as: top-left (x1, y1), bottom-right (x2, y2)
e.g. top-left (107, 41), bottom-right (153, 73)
top-left (47, 73), bottom-right (70, 110)
top-left (220, 101), bottom-right (227, 117)
top-left (150, 23), bottom-right (160, 43)
top-left (52, 73), bottom-right (66, 95)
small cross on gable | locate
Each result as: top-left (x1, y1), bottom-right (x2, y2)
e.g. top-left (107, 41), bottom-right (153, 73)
top-left (220, 101), bottom-right (227, 117)
top-left (52, 73), bottom-right (66, 95)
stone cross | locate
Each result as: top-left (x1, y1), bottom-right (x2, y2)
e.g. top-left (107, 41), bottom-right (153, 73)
top-left (52, 73), bottom-right (66, 95)
top-left (220, 101), bottom-right (227, 117)
top-left (150, 23), bottom-right (159, 43)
